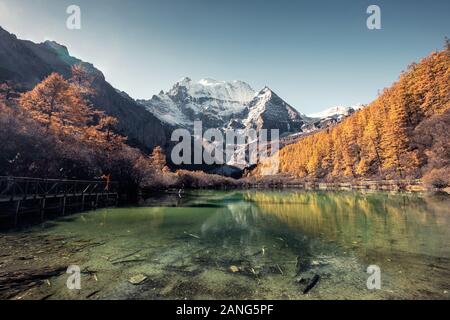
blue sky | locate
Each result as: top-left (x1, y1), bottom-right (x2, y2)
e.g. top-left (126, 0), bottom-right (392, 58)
top-left (0, 0), bottom-right (449, 114)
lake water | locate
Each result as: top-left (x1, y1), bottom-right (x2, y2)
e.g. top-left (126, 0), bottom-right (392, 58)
top-left (23, 190), bottom-right (450, 299)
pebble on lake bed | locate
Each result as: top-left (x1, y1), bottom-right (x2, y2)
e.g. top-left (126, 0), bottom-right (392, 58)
top-left (229, 266), bottom-right (240, 273)
top-left (128, 274), bottom-right (147, 285)
top-left (311, 260), bottom-right (321, 266)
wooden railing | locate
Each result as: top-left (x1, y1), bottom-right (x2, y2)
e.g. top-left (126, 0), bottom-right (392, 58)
top-left (0, 176), bottom-right (119, 227)
top-left (0, 176), bottom-right (117, 202)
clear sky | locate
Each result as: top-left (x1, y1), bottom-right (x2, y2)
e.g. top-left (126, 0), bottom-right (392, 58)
top-left (0, 0), bottom-right (449, 114)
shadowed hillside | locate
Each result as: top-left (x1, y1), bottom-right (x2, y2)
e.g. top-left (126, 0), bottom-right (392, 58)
top-left (0, 26), bottom-right (165, 151)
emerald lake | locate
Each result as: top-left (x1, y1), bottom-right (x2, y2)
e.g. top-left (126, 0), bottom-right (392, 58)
top-left (4, 190), bottom-right (450, 300)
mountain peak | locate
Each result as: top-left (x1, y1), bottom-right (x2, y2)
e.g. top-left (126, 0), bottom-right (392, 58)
top-left (244, 86), bottom-right (305, 135)
top-left (254, 87), bottom-right (284, 104)
top-left (176, 76), bottom-right (192, 85)
top-left (141, 77), bottom-right (256, 128)
top-left (168, 77), bottom-right (255, 103)
top-left (258, 86), bottom-right (274, 96)
top-left (140, 78), bottom-right (308, 135)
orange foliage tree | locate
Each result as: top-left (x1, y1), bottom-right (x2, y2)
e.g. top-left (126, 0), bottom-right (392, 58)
top-left (0, 67), bottom-right (156, 188)
top-left (274, 44), bottom-right (450, 181)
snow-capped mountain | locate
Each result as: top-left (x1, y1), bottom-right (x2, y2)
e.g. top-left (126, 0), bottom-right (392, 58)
top-left (138, 77), bottom-right (256, 129)
top-left (309, 105), bottom-right (364, 119)
top-left (138, 78), bottom-right (308, 136)
top-left (298, 104), bottom-right (366, 134)
top-left (178, 77), bottom-right (255, 103)
top-left (242, 87), bottom-right (306, 135)
top-left (135, 76), bottom-right (366, 175)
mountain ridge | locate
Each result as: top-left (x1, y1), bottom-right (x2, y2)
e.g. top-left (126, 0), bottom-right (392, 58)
top-left (0, 26), bottom-right (165, 151)
top-left (138, 78), bottom-right (311, 136)
top-left (308, 105), bottom-right (365, 119)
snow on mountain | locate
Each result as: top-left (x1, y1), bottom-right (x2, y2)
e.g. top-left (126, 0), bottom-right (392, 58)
top-left (138, 77), bottom-right (311, 142)
top-left (309, 105), bottom-right (364, 119)
top-left (137, 75), bottom-right (365, 143)
top-left (140, 93), bottom-right (191, 126)
top-left (221, 87), bottom-right (307, 169)
top-left (181, 77), bottom-right (255, 103)
top-left (242, 87), bottom-right (305, 135)
top-left (297, 104), bottom-right (366, 134)
top-left (138, 77), bottom-right (256, 128)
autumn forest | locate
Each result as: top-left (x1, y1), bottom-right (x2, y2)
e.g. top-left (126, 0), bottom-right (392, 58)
top-left (256, 43), bottom-right (450, 188)
top-left (0, 66), bottom-right (240, 192)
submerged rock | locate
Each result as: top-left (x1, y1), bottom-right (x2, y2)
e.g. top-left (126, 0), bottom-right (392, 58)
top-left (229, 266), bottom-right (240, 273)
top-left (311, 260), bottom-right (321, 266)
top-left (128, 274), bottom-right (148, 285)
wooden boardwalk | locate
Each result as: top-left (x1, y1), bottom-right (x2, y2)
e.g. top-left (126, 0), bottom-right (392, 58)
top-left (0, 176), bottom-right (119, 227)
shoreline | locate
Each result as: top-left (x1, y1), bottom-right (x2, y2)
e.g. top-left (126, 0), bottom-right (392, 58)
top-left (144, 179), bottom-right (450, 194)
top-left (247, 179), bottom-right (428, 192)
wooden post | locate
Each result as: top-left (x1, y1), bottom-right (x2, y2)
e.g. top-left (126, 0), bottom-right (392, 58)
top-left (40, 197), bottom-right (46, 221)
top-left (14, 200), bottom-right (21, 227)
top-left (81, 194), bottom-right (85, 211)
top-left (24, 180), bottom-right (29, 201)
top-left (10, 178), bottom-right (15, 202)
top-left (62, 196), bottom-right (67, 216)
top-left (95, 194), bottom-right (99, 210)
